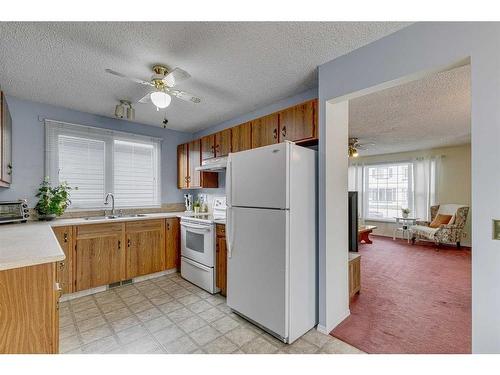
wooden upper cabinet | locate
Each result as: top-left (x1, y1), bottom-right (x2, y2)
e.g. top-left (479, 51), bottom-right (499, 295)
top-left (188, 139), bottom-right (202, 188)
top-left (52, 226), bottom-right (73, 294)
top-left (214, 128), bottom-right (231, 157)
top-left (251, 113), bottom-right (279, 149)
top-left (177, 143), bottom-right (189, 189)
top-left (279, 99), bottom-right (317, 142)
top-left (74, 223), bottom-right (124, 291)
top-left (165, 217), bottom-right (181, 270)
top-left (125, 220), bottom-right (166, 279)
top-left (201, 135), bottom-right (215, 161)
top-left (231, 122), bottom-right (252, 153)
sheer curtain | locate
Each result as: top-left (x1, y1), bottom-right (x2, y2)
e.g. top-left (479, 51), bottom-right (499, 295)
top-left (348, 162), bottom-right (365, 221)
top-left (412, 156), bottom-right (442, 221)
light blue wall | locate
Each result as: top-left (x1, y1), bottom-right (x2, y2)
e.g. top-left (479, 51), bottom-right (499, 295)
top-left (193, 87), bottom-right (318, 139)
top-left (318, 22), bottom-right (500, 353)
top-left (0, 95), bottom-right (192, 207)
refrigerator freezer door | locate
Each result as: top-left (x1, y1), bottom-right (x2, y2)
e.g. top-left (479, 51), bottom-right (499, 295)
top-left (227, 207), bottom-right (288, 339)
top-left (228, 142), bottom-right (289, 209)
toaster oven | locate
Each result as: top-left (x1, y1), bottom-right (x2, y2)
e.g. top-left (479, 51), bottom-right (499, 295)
top-left (0, 200), bottom-right (30, 224)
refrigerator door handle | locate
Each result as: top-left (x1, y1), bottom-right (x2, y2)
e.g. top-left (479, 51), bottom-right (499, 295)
top-left (226, 207), bottom-right (233, 258)
top-left (226, 155), bottom-right (232, 208)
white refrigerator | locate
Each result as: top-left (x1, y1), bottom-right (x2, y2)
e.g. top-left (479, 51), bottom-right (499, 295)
top-left (226, 141), bottom-right (317, 344)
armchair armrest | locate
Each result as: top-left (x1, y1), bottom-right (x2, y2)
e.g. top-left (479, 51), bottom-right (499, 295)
top-left (439, 224), bottom-right (461, 230)
top-left (416, 220), bottom-right (430, 226)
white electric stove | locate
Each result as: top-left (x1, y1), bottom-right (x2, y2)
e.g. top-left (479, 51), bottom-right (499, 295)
top-left (180, 197), bottom-right (226, 293)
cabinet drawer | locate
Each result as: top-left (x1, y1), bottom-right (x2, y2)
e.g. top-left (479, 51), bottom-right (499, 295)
top-left (76, 222), bottom-right (123, 238)
top-left (216, 224), bottom-right (226, 236)
top-left (125, 219), bottom-right (164, 232)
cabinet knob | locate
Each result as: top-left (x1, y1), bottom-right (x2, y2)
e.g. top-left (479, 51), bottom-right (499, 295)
top-left (63, 233), bottom-right (68, 243)
top-left (127, 239), bottom-right (131, 248)
top-left (281, 126), bottom-right (287, 138)
top-left (59, 261), bottom-right (65, 271)
top-left (273, 128), bottom-right (278, 139)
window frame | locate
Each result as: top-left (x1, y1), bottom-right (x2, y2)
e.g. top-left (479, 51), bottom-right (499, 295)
top-left (45, 120), bottom-right (162, 210)
top-left (363, 161), bottom-right (414, 222)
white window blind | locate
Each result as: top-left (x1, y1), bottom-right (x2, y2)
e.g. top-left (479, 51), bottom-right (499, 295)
top-left (114, 140), bottom-right (159, 207)
top-left (45, 120), bottom-right (162, 209)
top-left (58, 135), bottom-right (106, 208)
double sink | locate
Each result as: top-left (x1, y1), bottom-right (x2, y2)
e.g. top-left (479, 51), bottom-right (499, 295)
top-left (85, 214), bottom-right (148, 221)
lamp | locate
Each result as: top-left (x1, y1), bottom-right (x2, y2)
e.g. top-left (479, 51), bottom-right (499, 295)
top-left (151, 91), bottom-right (172, 109)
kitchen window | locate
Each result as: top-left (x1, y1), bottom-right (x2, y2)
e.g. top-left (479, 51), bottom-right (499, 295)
top-left (45, 120), bottom-right (161, 209)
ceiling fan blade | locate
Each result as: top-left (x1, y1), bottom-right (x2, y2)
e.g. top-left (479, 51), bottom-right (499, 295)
top-left (162, 67), bottom-right (191, 87)
top-left (356, 143), bottom-right (375, 150)
top-left (136, 91), bottom-right (154, 104)
top-left (167, 88), bottom-right (201, 104)
top-left (105, 69), bottom-right (153, 86)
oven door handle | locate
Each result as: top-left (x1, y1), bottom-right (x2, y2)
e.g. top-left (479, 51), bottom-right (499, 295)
top-left (181, 223), bottom-right (212, 231)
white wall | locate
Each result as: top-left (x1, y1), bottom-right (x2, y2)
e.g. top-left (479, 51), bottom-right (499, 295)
top-left (354, 144), bottom-right (472, 246)
top-left (318, 22), bottom-right (500, 353)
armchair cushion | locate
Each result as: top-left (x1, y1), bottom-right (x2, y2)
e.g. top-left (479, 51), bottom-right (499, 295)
top-left (429, 214), bottom-right (453, 228)
top-left (436, 204), bottom-right (467, 224)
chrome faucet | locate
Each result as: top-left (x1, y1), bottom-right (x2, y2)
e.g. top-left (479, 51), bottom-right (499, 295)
top-left (104, 193), bottom-right (116, 217)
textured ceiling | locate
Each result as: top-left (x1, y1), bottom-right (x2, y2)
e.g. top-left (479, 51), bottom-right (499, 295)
top-left (349, 65), bottom-right (471, 156)
top-left (0, 22), bottom-right (409, 132)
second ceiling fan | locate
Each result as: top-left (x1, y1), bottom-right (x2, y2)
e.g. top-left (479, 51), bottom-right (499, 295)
top-left (105, 64), bottom-right (202, 111)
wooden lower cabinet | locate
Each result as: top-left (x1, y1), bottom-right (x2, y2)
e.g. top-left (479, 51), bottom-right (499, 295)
top-left (348, 252), bottom-right (361, 298)
top-left (125, 220), bottom-right (166, 279)
top-left (74, 223), bottom-right (125, 292)
top-left (215, 224), bottom-right (227, 296)
top-left (52, 226), bottom-right (73, 294)
top-left (165, 218), bottom-right (181, 270)
top-left (0, 262), bottom-right (60, 353)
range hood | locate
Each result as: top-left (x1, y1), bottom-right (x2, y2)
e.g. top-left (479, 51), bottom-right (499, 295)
top-left (196, 156), bottom-right (228, 172)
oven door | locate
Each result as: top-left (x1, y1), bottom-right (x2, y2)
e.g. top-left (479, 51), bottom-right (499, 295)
top-left (180, 220), bottom-right (214, 267)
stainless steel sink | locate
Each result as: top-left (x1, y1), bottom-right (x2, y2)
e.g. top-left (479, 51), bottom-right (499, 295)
top-left (84, 214), bottom-right (148, 220)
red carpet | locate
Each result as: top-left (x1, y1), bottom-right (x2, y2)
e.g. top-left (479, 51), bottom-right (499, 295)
top-left (331, 235), bottom-right (471, 354)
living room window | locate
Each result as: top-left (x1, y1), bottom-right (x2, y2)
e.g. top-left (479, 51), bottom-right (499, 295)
top-left (45, 120), bottom-right (161, 209)
top-left (365, 163), bottom-right (413, 220)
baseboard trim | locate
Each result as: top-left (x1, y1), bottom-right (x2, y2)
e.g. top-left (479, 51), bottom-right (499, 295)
top-left (60, 268), bottom-right (178, 302)
top-left (317, 309), bottom-right (351, 335)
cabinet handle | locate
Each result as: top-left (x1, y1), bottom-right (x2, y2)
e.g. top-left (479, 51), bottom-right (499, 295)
top-left (63, 233), bottom-right (68, 243)
top-left (167, 222), bottom-right (170, 230)
top-left (118, 240), bottom-right (121, 250)
top-left (59, 261), bottom-right (65, 271)
top-left (127, 239), bottom-right (131, 248)
top-left (273, 128), bottom-right (278, 139)
top-left (7, 164), bottom-right (12, 176)
top-left (281, 126), bottom-right (286, 138)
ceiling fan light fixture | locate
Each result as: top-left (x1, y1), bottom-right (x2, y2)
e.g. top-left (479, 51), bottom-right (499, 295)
top-left (150, 91), bottom-right (171, 109)
top-left (348, 145), bottom-right (359, 158)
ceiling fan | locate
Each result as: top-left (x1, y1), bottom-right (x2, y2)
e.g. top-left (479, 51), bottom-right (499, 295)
top-left (348, 137), bottom-right (375, 157)
top-left (105, 64), bottom-right (201, 111)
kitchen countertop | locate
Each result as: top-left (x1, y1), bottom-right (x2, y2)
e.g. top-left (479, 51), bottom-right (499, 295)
top-left (0, 211), bottom-right (186, 272)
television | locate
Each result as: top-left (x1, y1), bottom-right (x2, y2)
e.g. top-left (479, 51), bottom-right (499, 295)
top-left (348, 191), bottom-right (358, 252)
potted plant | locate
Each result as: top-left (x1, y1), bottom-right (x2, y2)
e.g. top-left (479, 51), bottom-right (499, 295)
top-left (193, 199), bottom-right (201, 214)
top-left (401, 208), bottom-right (411, 219)
top-left (35, 177), bottom-right (73, 221)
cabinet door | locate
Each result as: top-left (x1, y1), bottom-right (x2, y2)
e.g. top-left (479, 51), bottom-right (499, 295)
top-left (177, 143), bottom-right (189, 189)
top-left (216, 232), bottom-right (227, 296)
top-left (125, 220), bottom-right (165, 279)
top-left (188, 139), bottom-right (202, 188)
top-left (215, 128), bottom-right (231, 157)
top-left (231, 122), bottom-right (252, 153)
top-left (0, 91), bottom-right (12, 187)
top-left (52, 226), bottom-right (73, 294)
top-left (279, 99), bottom-right (317, 142)
top-left (165, 218), bottom-right (180, 270)
top-left (75, 223), bottom-right (124, 291)
top-left (251, 113), bottom-right (279, 148)
top-left (201, 135), bottom-right (215, 161)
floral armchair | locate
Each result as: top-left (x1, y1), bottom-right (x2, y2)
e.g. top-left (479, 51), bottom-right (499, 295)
top-left (411, 204), bottom-right (469, 248)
